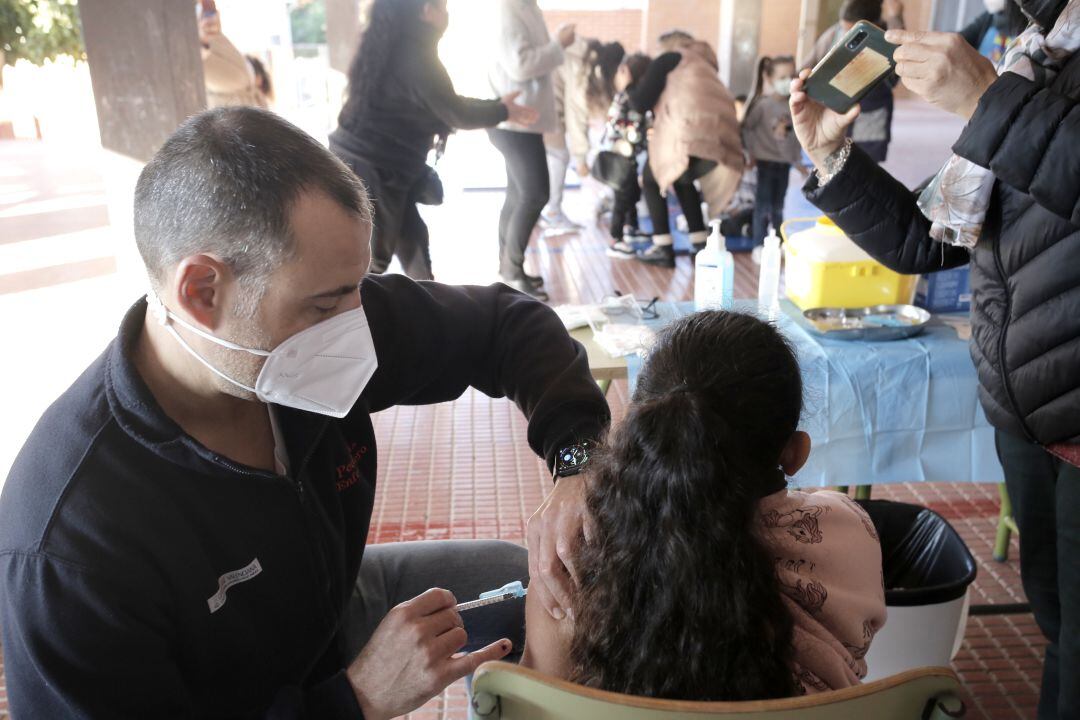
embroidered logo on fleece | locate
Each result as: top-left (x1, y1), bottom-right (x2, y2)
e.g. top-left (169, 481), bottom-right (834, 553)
top-left (207, 558), bottom-right (262, 614)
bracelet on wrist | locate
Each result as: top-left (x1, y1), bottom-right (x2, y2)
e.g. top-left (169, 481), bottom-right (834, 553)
top-left (815, 138), bottom-right (853, 187)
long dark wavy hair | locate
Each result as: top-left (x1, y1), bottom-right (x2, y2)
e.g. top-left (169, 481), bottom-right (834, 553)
top-left (341, 0), bottom-right (430, 122)
top-left (568, 311), bottom-right (802, 701)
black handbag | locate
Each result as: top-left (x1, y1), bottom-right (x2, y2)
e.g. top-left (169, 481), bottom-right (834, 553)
top-left (415, 134), bottom-right (448, 206)
top-left (590, 150), bottom-right (637, 190)
top-left (414, 167), bottom-right (444, 206)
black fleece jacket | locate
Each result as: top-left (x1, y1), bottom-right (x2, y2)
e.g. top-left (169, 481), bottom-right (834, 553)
top-left (332, 24), bottom-right (507, 177)
top-left (0, 274), bottom-right (609, 719)
top-left (803, 10), bottom-right (1080, 446)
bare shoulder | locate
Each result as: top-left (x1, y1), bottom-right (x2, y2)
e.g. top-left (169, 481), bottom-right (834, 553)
top-left (520, 581), bottom-right (575, 679)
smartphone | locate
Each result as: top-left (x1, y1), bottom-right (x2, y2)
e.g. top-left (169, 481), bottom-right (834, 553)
top-left (805, 21), bottom-right (897, 113)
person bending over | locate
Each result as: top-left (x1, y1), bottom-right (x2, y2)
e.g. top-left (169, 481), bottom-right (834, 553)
top-left (630, 39), bottom-right (742, 268)
top-left (522, 311), bottom-right (886, 697)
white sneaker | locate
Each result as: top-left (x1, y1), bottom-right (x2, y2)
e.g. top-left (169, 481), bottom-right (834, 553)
top-left (539, 210), bottom-right (582, 235)
top-left (606, 240), bottom-right (637, 259)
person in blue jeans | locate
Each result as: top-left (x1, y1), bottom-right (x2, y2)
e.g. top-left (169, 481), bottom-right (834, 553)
top-left (741, 55), bottom-right (805, 248)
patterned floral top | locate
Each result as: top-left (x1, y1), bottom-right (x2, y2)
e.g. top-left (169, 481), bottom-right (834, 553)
top-left (757, 489), bottom-right (887, 692)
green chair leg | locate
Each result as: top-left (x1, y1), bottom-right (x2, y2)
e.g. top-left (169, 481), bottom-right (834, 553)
top-left (597, 379), bottom-right (611, 396)
top-left (854, 485), bottom-right (872, 500)
top-left (994, 482), bottom-right (1018, 562)
top-left (836, 485), bottom-right (850, 495)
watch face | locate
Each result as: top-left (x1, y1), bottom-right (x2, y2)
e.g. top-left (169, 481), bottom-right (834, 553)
top-left (557, 442), bottom-right (592, 475)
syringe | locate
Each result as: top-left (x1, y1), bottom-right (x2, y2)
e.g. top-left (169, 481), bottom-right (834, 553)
top-left (455, 581), bottom-right (528, 612)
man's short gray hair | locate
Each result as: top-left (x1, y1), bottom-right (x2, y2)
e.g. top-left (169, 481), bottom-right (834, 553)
top-left (134, 107), bottom-right (373, 317)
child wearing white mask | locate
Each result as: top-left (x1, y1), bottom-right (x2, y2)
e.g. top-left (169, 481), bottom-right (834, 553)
top-left (741, 56), bottom-right (804, 249)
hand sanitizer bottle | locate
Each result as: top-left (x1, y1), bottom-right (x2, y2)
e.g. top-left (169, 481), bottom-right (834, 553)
top-left (695, 220), bottom-right (735, 311)
top-left (757, 224), bottom-right (782, 320)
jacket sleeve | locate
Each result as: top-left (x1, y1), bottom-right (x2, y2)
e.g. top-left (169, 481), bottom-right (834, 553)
top-left (803, 145), bottom-right (970, 274)
top-left (359, 276), bottom-right (610, 470)
top-left (496, 3), bottom-right (564, 82)
top-left (420, 60), bottom-right (509, 130)
top-left (563, 39), bottom-right (592, 163)
top-left (0, 552), bottom-right (363, 720)
top-left (952, 70), bottom-right (1080, 225)
top-left (628, 52), bottom-right (681, 114)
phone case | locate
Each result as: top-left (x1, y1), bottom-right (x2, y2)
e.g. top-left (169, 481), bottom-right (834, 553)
top-left (805, 21), bottom-right (897, 113)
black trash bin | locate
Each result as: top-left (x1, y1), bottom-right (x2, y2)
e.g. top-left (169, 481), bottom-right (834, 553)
top-left (857, 499), bottom-right (978, 680)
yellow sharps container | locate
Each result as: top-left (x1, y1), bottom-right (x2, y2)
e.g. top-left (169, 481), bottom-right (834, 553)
top-left (782, 217), bottom-right (918, 310)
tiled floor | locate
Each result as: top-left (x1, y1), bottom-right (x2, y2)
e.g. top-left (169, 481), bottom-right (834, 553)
top-left (0, 99), bottom-right (1045, 719)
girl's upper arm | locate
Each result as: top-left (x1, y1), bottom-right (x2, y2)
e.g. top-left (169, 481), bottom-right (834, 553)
top-left (520, 578), bottom-right (574, 678)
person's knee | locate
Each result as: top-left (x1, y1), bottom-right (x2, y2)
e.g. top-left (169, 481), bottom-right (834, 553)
top-left (472, 539), bottom-right (528, 574)
top-left (523, 183), bottom-right (550, 213)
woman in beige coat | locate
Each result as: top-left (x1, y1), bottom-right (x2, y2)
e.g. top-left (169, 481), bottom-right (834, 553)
top-left (630, 38), bottom-right (742, 267)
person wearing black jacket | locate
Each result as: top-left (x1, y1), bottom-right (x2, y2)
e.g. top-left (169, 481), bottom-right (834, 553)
top-left (0, 107), bottom-right (609, 719)
top-left (791, 3), bottom-right (1079, 715)
top-left (330, 0), bottom-right (536, 281)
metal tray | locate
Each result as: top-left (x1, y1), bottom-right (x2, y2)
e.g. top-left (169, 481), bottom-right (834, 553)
top-left (802, 304), bottom-right (931, 341)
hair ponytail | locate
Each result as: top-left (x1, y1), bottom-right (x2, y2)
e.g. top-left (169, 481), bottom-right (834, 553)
top-left (569, 312), bottom-right (803, 701)
top-left (742, 55), bottom-right (774, 126)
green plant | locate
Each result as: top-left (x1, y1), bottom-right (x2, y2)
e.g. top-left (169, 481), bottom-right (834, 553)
top-left (0, 0), bottom-right (84, 66)
top-left (289, 0), bottom-right (326, 45)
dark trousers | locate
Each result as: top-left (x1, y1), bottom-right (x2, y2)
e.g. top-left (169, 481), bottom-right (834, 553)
top-left (342, 540), bottom-right (529, 664)
top-left (610, 167), bottom-right (641, 241)
top-left (752, 160), bottom-right (791, 245)
top-left (996, 429), bottom-right (1080, 720)
top-left (327, 146), bottom-right (433, 280)
top-left (641, 159), bottom-right (706, 237)
top-left (487, 128), bottom-right (549, 279)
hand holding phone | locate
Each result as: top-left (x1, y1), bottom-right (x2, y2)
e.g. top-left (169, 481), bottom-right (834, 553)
top-left (789, 69), bottom-right (860, 175)
top-left (805, 21), bottom-right (897, 114)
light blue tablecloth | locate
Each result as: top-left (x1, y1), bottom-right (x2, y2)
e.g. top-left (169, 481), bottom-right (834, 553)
top-left (625, 301), bottom-right (1004, 488)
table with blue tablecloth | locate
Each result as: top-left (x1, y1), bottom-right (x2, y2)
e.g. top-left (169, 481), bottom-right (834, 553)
top-left (574, 300), bottom-right (1004, 489)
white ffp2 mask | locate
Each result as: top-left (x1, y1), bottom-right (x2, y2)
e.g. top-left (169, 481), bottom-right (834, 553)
top-left (147, 292), bottom-right (379, 418)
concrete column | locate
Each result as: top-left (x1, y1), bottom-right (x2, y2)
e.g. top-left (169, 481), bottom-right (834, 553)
top-left (717, 0), bottom-right (761, 96)
top-left (79, 0), bottom-right (206, 163)
top-left (78, 0), bottom-right (207, 302)
top-left (797, 0), bottom-right (821, 66)
top-left (326, 0), bottom-right (362, 74)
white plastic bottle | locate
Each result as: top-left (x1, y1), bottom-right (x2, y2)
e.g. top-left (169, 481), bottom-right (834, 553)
top-left (757, 224), bottom-right (783, 320)
top-left (695, 220), bottom-right (735, 311)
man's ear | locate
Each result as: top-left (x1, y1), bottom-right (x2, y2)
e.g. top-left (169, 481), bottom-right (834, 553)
top-left (172, 255), bottom-right (231, 330)
top-left (779, 431), bottom-right (811, 477)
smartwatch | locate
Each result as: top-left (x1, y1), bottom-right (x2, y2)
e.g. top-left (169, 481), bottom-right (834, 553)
top-left (554, 440), bottom-right (595, 480)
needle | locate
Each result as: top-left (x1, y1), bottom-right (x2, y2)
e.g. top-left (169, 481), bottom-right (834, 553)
top-left (455, 581), bottom-right (528, 612)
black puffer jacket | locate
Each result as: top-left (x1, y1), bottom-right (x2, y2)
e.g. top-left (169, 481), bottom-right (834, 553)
top-left (804, 0), bottom-right (1080, 446)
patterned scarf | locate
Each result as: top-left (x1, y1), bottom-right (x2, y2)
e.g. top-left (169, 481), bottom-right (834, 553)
top-left (916, 0), bottom-right (1080, 248)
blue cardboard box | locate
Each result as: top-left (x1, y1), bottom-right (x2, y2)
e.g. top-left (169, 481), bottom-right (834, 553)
top-left (915, 266), bottom-right (972, 313)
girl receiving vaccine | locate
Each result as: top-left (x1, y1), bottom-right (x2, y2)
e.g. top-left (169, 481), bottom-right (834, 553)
top-left (522, 311), bottom-right (886, 698)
